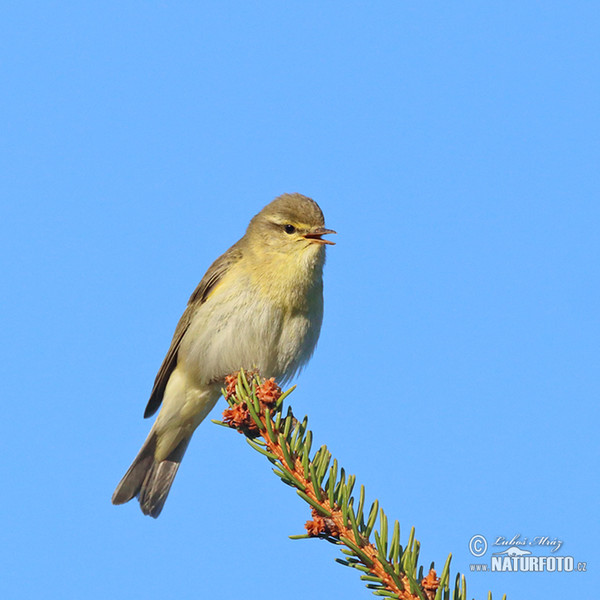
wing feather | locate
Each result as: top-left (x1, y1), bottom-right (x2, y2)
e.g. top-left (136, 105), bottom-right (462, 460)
top-left (143, 243), bottom-right (243, 418)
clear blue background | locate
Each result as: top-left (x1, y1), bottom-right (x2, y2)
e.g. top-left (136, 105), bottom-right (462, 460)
top-left (1, 3), bottom-right (597, 599)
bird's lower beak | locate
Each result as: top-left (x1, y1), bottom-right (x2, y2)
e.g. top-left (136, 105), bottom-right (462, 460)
top-left (302, 228), bottom-right (337, 245)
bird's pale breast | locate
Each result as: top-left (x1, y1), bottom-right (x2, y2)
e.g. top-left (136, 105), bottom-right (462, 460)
top-left (178, 266), bottom-right (323, 386)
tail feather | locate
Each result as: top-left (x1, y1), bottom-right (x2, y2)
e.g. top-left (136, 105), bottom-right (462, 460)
top-left (138, 437), bottom-right (190, 518)
top-left (112, 432), bottom-right (190, 518)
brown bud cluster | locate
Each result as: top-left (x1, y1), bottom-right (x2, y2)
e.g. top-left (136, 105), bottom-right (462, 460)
top-left (256, 377), bottom-right (282, 407)
top-left (421, 568), bottom-right (440, 599)
top-left (305, 507), bottom-right (340, 538)
top-left (224, 374), bottom-right (238, 400)
top-left (222, 403), bottom-right (259, 436)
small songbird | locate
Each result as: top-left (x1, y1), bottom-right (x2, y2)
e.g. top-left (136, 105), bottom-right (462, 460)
top-left (112, 193), bottom-right (335, 517)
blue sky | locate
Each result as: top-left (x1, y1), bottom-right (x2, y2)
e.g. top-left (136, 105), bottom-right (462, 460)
top-left (1, 3), bottom-right (597, 599)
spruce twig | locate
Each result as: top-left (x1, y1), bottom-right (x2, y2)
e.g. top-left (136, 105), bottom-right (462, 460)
top-left (212, 371), bottom-right (503, 600)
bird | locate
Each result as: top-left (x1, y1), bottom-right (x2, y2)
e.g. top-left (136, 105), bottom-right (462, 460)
top-left (112, 193), bottom-right (335, 517)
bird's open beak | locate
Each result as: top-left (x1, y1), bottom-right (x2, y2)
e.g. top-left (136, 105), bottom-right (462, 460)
top-left (303, 227), bottom-right (337, 245)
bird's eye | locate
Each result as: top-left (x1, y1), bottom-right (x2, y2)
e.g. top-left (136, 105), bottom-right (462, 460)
top-left (284, 224), bottom-right (296, 234)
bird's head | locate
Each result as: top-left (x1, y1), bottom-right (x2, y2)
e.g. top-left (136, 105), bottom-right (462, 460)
top-left (246, 193), bottom-right (336, 260)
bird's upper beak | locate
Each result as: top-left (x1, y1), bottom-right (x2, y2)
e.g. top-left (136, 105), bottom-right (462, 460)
top-left (302, 227), bottom-right (337, 245)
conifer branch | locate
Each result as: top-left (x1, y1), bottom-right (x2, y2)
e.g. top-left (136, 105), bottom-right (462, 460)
top-left (212, 371), bottom-right (505, 600)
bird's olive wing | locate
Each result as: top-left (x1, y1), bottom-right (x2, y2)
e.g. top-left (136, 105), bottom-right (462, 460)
top-left (143, 243), bottom-right (243, 418)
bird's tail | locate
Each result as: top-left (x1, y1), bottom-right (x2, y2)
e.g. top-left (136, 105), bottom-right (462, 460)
top-left (112, 430), bottom-right (191, 518)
